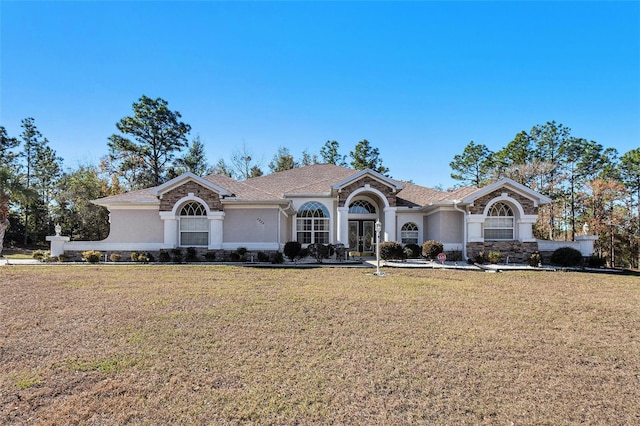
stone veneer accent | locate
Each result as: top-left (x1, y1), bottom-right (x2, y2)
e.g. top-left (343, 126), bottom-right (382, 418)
top-left (469, 189), bottom-right (537, 215)
top-left (338, 177), bottom-right (397, 207)
top-left (159, 181), bottom-right (223, 212)
top-left (467, 241), bottom-right (539, 264)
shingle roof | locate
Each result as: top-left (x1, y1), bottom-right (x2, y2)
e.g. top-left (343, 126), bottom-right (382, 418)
top-left (94, 164), bottom-right (480, 208)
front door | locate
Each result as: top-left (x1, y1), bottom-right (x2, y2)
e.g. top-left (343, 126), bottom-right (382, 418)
top-left (348, 220), bottom-right (375, 252)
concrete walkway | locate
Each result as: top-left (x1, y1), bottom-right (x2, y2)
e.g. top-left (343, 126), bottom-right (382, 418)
top-left (0, 258), bottom-right (41, 266)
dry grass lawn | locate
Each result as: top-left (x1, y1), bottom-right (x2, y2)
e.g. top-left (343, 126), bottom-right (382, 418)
top-left (1, 265), bottom-right (639, 425)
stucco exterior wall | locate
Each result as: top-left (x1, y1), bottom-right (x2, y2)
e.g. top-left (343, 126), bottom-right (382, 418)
top-left (426, 212), bottom-right (441, 241)
top-left (397, 212), bottom-right (424, 245)
top-left (159, 181), bottom-right (222, 212)
top-left (103, 209), bottom-right (164, 243)
top-left (223, 208), bottom-right (279, 243)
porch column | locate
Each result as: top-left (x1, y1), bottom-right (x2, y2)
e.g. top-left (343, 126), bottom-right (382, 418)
top-left (159, 211), bottom-right (178, 248)
top-left (337, 207), bottom-right (349, 247)
top-left (383, 207), bottom-right (397, 242)
top-left (208, 212), bottom-right (225, 249)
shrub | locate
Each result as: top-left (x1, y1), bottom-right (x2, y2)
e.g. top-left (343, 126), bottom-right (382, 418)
top-left (109, 253), bottom-right (121, 262)
top-left (130, 252), bottom-right (139, 262)
top-left (32, 250), bottom-right (49, 261)
top-left (551, 247), bottom-right (583, 267)
top-left (449, 250), bottom-right (462, 262)
top-left (145, 252), bottom-right (155, 263)
top-left (236, 247), bottom-right (248, 257)
top-left (257, 251), bottom-right (269, 262)
top-left (82, 250), bottom-right (101, 263)
top-left (204, 251), bottom-right (217, 262)
top-left (308, 243), bottom-right (331, 263)
top-left (57, 254), bottom-right (68, 262)
top-left (587, 255), bottom-right (606, 268)
top-left (299, 248), bottom-right (309, 260)
top-left (137, 253), bottom-right (148, 263)
top-left (171, 248), bottom-right (183, 263)
top-left (487, 251), bottom-right (502, 264)
top-left (529, 251), bottom-right (542, 267)
top-left (473, 251), bottom-right (487, 264)
top-left (284, 241), bottom-right (302, 262)
top-left (229, 252), bottom-right (241, 262)
top-left (159, 250), bottom-right (171, 263)
top-left (270, 251), bottom-right (284, 264)
top-left (403, 243), bottom-right (421, 259)
top-left (422, 240), bottom-right (444, 259)
top-left (379, 241), bottom-right (405, 260)
top-left (185, 247), bottom-right (198, 262)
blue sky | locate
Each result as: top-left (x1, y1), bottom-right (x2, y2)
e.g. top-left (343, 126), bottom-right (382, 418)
top-left (1, 1), bottom-right (638, 189)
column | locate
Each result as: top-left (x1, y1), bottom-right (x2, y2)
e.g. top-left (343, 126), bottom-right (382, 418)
top-left (383, 207), bottom-right (396, 242)
top-left (337, 207), bottom-right (349, 247)
top-left (159, 211), bottom-right (178, 248)
top-left (208, 212), bottom-right (225, 249)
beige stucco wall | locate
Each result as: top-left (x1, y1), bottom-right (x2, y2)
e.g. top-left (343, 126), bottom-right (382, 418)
top-left (223, 208), bottom-right (279, 243)
top-left (425, 210), bottom-right (463, 244)
top-left (104, 209), bottom-right (164, 243)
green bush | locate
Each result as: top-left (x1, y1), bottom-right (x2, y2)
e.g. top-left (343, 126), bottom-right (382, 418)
top-left (473, 251), bottom-right (487, 264)
top-left (229, 252), bottom-right (241, 262)
top-left (171, 248), bottom-right (183, 264)
top-left (551, 247), bottom-right (583, 267)
top-left (159, 250), bottom-right (171, 263)
top-left (109, 253), bottom-right (121, 262)
top-left (145, 252), bottom-right (155, 262)
top-left (257, 251), bottom-right (269, 262)
top-left (130, 252), bottom-right (139, 262)
top-left (57, 254), bottom-right (68, 262)
top-left (587, 255), bottom-right (606, 268)
top-left (185, 247), bottom-right (198, 262)
top-left (529, 251), bottom-right (542, 267)
top-left (236, 247), bottom-right (248, 257)
top-left (487, 251), bottom-right (502, 264)
top-left (204, 251), bottom-right (217, 262)
top-left (284, 241), bottom-right (302, 261)
top-left (298, 248), bottom-right (309, 260)
top-left (379, 241), bottom-right (405, 260)
top-left (137, 253), bottom-right (148, 263)
top-left (32, 250), bottom-right (49, 261)
top-left (82, 250), bottom-right (101, 263)
top-left (403, 243), bottom-right (421, 259)
top-left (422, 240), bottom-right (444, 259)
top-left (308, 243), bottom-right (331, 263)
top-left (270, 251), bottom-right (284, 264)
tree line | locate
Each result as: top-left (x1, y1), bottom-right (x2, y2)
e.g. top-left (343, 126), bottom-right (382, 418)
top-left (1, 95), bottom-right (638, 268)
top-left (449, 121), bottom-right (640, 268)
top-left (0, 95), bottom-right (388, 252)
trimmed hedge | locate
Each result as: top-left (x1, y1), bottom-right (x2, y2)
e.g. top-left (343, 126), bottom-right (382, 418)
top-left (379, 241), bottom-right (405, 260)
top-left (422, 240), bottom-right (444, 259)
top-left (551, 246), bottom-right (583, 267)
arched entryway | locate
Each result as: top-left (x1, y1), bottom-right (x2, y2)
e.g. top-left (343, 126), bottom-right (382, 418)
top-left (347, 198), bottom-right (378, 252)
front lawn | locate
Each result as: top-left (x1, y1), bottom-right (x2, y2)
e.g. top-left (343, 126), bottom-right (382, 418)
top-left (1, 266), bottom-right (638, 424)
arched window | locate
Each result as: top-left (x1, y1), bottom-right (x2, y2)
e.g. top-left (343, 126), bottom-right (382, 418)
top-left (349, 200), bottom-right (376, 214)
top-left (179, 201), bottom-right (208, 246)
top-left (296, 202), bottom-right (329, 244)
top-left (401, 222), bottom-right (419, 245)
top-left (485, 202), bottom-right (514, 240)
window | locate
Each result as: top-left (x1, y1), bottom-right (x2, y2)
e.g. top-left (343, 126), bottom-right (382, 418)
top-left (296, 201), bottom-right (330, 244)
top-left (349, 200), bottom-right (376, 214)
top-left (484, 202), bottom-right (514, 240)
top-left (179, 202), bottom-right (208, 246)
top-left (401, 222), bottom-right (419, 245)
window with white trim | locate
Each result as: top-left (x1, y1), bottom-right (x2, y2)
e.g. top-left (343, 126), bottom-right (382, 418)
top-left (179, 202), bottom-right (208, 246)
top-left (484, 202), bottom-right (514, 240)
top-left (296, 202), bottom-right (330, 244)
top-left (400, 222), bottom-right (419, 245)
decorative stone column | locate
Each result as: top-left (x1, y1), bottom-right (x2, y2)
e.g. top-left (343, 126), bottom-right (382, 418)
top-left (159, 212), bottom-right (178, 248)
top-left (208, 212), bottom-right (225, 249)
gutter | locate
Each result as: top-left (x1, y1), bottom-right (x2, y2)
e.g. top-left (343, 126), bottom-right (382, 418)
top-left (453, 200), bottom-right (468, 261)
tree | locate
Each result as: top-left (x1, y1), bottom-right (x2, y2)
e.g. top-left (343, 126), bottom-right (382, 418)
top-left (173, 136), bottom-right (211, 176)
top-left (211, 158), bottom-right (235, 178)
top-left (620, 148), bottom-right (640, 267)
top-left (449, 141), bottom-right (494, 187)
top-left (31, 141), bottom-right (63, 240)
top-left (300, 149), bottom-right (318, 166)
top-left (0, 126), bottom-right (20, 255)
top-left (269, 146), bottom-right (298, 173)
top-left (53, 165), bottom-right (110, 241)
top-left (108, 95), bottom-right (191, 189)
top-left (231, 143), bottom-right (263, 180)
top-left (320, 140), bottom-right (347, 166)
top-left (350, 139), bottom-right (389, 175)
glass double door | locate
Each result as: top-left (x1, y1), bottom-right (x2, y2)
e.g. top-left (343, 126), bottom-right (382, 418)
top-left (348, 220), bottom-right (375, 252)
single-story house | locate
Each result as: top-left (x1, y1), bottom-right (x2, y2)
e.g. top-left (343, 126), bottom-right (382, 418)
top-left (50, 164), bottom-right (597, 262)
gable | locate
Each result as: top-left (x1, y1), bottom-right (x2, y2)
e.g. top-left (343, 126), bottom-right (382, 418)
top-left (331, 169), bottom-right (404, 193)
top-left (158, 180), bottom-right (224, 212)
top-left (462, 178), bottom-right (551, 215)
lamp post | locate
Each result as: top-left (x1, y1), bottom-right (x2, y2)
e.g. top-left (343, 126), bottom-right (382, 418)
top-left (374, 220), bottom-right (383, 276)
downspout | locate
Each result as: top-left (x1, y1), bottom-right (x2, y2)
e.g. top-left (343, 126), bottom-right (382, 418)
top-left (453, 201), bottom-right (467, 261)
